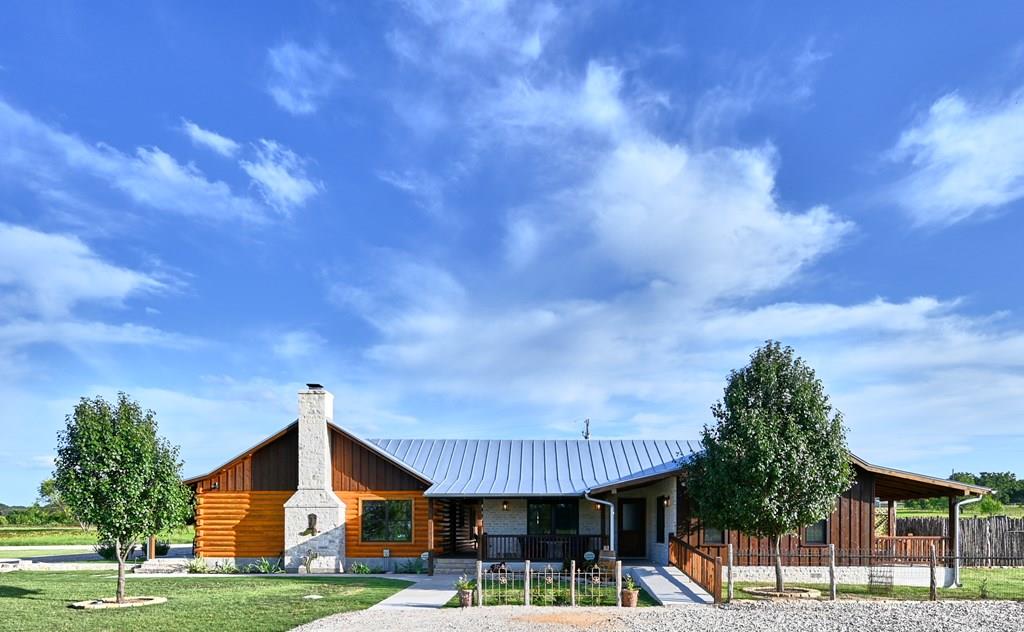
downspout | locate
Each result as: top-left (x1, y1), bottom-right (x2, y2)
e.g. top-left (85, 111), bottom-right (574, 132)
top-left (584, 489), bottom-right (615, 554)
top-left (953, 495), bottom-right (982, 586)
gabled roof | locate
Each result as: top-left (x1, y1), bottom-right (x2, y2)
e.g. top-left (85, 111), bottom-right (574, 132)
top-left (368, 439), bottom-right (693, 497)
top-left (849, 454), bottom-right (991, 499)
top-left (182, 421), bottom-right (433, 486)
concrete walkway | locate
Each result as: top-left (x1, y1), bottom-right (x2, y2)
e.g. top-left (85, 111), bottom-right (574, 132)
top-left (369, 574), bottom-right (457, 610)
top-left (625, 563), bottom-right (714, 606)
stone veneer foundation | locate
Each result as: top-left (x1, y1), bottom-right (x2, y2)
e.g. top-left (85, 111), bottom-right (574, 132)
top-left (283, 385), bottom-right (346, 572)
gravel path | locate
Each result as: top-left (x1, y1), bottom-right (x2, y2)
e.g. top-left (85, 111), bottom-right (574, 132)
top-left (293, 600), bottom-right (1024, 632)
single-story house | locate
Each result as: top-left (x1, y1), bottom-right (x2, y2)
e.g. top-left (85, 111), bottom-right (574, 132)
top-left (185, 385), bottom-right (988, 586)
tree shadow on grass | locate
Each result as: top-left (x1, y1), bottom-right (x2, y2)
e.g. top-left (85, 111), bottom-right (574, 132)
top-left (0, 586), bottom-right (43, 599)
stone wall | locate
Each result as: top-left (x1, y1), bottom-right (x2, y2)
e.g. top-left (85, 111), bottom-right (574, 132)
top-left (727, 564), bottom-right (956, 588)
top-left (482, 498), bottom-right (527, 534)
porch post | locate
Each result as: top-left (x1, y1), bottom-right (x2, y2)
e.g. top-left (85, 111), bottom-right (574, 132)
top-left (887, 500), bottom-right (896, 536)
top-left (947, 495), bottom-right (958, 561)
top-left (427, 498), bottom-right (435, 576)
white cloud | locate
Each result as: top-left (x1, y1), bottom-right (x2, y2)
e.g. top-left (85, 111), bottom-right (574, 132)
top-left (266, 42), bottom-right (349, 115)
top-left (240, 140), bottom-right (322, 214)
top-left (889, 88), bottom-right (1024, 226)
top-left (180, 119), bottom-right (240, 157)
top-left (377, 169), bottom-right (446, 219)
top-left (0, 319), bottom-right (196, 349)
top-left (580, 139), bottom-right (851, 300)
top-left (392, 0), bottom-right (561, 68)
top-left (272, 330), bottom-right (326, 360)
top-left (0, 222), bottom-right (163, 318)
top-left (0, 99), bottom-right (267, 223)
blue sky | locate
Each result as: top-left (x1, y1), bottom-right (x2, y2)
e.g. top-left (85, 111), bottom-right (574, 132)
top-left (1, 2), bottom-right (1023, 504)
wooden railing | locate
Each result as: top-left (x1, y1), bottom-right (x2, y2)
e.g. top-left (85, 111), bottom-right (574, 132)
top-left (668, 535), bottom-right (722, 604)
top-left (480, 533), bottom-right (607, 562)
top-left (874, 535), bottom-right (948, 561)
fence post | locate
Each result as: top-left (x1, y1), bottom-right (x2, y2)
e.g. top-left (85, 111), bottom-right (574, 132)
top-left (929, 543), bottom-right (937, 601)
top-left (615, 560), bottom-right (622, 607)
top-left (476, 560), bottom-right (483, 607)
top-left (828, 543), bottom-right (837, 601)
top-left (727, 543), bottom-right (734, 603)
top-left (524, 560), bottom-right (531, 606)
top-left (570, 559), bottom-right (576, 607)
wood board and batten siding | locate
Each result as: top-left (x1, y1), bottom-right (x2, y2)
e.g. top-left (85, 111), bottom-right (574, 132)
top-left (193, 423), bottom-right (432, 559)
top-left (676, 466), bottom-right (877, 566)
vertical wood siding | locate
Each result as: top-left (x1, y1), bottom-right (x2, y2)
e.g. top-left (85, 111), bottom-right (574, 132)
top-left (331, 431), bottom-right (428, 492)
top-left (676, 467), bottom-right (876, 566)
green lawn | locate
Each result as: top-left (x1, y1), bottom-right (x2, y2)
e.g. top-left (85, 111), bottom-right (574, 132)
top-left (0, 525), bottom-right (194, 546)
top-left (897, 505), bottom-right (1024, 519)
top-left (727, 567), bottom-right (1022, 601)
top-left (443, 578), bottom-right (659, 607)
top-left (0, 571), bottom-right (410, 632)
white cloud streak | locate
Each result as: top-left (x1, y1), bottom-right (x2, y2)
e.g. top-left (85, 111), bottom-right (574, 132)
top-left (889, 88), bottom-right (1024, 226)
top-left (181, 119), bottom-right (240, 157)
top-left (240, 140), bottom-right (322, 215)
top-left (266, 42), bottom-right (349, 115)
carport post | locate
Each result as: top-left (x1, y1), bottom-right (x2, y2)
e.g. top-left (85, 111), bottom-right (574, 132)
top-left (476, 560), bottom-right (483, 606)
top-left (727, 543), bottom-right (734, 602)
top-left (615, 561), bottom-right (622, 607)
top-left (828, 544), bottom-right (836, 601)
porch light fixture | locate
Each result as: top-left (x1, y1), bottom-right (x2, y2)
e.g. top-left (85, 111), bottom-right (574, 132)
top-left (210, 481), bottom-right (219, 490)
top-left (502, 500), bottom-right (509, 511)
top-left (662, 496), bottom-right (671, 507)
top-left (593, 503), bottom-right (601, 511)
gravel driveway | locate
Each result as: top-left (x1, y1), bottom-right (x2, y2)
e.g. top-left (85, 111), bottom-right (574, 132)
top-left (293, 600), bottom-right (1024, 632)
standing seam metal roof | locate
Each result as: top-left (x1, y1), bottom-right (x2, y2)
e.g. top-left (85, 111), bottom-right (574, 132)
top-left (368, 439), bottom-right (693, 497)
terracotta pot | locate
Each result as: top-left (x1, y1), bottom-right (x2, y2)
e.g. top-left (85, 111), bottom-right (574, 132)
top-left (458, 589), bottom-right (473, 608)
top-left (621, 589), bottom-right (639, 607)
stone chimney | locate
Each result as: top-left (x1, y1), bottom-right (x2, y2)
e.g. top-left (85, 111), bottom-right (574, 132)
top-left (283, 384), bottom-right (346, 572)
top-left (297, 384), bottom-right (332, 491)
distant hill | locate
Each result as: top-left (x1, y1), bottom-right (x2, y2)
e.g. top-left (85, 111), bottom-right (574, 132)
top-left (0, 503), bottom-right (30, 516)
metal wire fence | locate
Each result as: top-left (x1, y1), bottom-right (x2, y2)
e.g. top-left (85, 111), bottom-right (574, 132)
top-left (472, 560), bottom-right (625, 607)
top-left (724, 545), bottom-right (1024, 602)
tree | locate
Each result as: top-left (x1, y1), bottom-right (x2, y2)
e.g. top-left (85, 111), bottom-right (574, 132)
top-left (37, 478), bottom-right (84, 528)
top-left (687, 341), bottom-right (852, 593)
top-left (54, 393), bottom-right (192, 603)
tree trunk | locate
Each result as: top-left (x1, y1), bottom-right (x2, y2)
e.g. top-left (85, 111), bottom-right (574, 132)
top-left (773, 534), bottom-right (784, 593)
top-left (115, 540), bottom-right (126, 603)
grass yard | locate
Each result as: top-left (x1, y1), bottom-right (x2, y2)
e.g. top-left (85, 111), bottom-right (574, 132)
top-left (0, 525), bottom-right (194, 546)
top-left (0, 571), bottom-right (410, 632)
top-left (727, 567), bottom-right (1023, 601)
top-left (897, 505), bottom-right (1024, 519)
top-left (443, 579), bottom-right (659, 607)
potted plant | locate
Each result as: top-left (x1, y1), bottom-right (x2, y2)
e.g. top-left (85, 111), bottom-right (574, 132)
top-left (454, 574), bottom-right (474, 608)
top-left (621, 574), bottom-right (639, 607)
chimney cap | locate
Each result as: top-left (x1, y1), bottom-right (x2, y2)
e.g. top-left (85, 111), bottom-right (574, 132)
top-left (306, 383), bottom-right (324, 390)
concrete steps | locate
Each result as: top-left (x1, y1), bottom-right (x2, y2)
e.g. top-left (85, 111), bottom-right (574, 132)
top-left (134, 557), bottom-right (190, 574)
top-left (0, 559), bottom-right (20, 573)
top-left (431, 558), bottom-right (478, 575)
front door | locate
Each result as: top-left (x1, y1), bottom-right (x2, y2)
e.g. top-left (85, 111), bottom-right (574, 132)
top-left (617, 498), bottom-right (646, 558)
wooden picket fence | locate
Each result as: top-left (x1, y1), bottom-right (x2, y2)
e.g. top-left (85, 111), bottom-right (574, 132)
top-left (897, 516), bottom-right (1024, 565)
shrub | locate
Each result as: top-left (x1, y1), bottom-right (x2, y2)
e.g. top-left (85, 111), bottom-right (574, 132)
top-left (212, 560), bottom-right (240, 574)
top-left (155, 539), bottom-right (171, 556)
top-left (186, 557), bottom-right (209, 574)
top-left (95, 541), bottom-right (136, 561)
top-left (454, 574), bottom-right (473, 591)
top-left (350, 562), bottom-right (372, 574)
top-left (978, 495), bottom-right (1004, 516)
top-left (246, 557), bottom-right (284, 574)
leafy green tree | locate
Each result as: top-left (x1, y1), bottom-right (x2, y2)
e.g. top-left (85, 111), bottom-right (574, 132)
top-left (977, 495), bottom-right (1004, 516)
top-left (54, 393), bottom-right (192, 603)
top-left (688, 341), bottom-right (852, 592)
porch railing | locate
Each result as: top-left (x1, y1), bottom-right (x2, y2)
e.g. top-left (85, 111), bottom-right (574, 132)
top-left (668, 534), bottom-right (722, 603)
top-left (480, 533), bottom-right (607, 562)
top-left (873, 535), bottom-right (948, 561)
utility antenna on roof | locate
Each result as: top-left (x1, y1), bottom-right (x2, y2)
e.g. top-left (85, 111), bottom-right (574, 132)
top-left (581, 418), bottom-right (591, 440)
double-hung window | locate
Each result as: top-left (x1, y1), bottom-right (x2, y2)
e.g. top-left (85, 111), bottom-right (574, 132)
top-left (361, 499), bottom-right (413, 542)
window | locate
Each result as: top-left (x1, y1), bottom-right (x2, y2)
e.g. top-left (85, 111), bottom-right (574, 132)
top-left (703, 526), bottom-right (724, 544)
top-left (527, 499), bottom-right (579, 535)
top-left (361, 500), bottom-right (413, 542)
top-left (805, 519), bottom-right (827, 545)
top-left (656, 497), bottom-right (666, 543)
